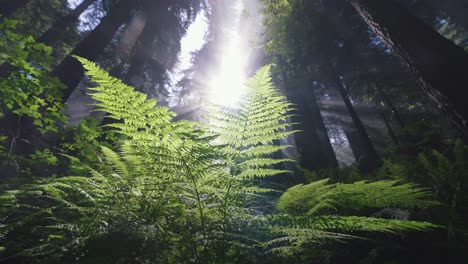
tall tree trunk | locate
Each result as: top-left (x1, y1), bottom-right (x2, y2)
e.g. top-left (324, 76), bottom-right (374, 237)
top-left (125, 14), bottom-right (159, 92)
top-left (125, 1), bottom-right (168, 95)
top-left (36, 0), bottom-right (96, 45)
top-left (279, 61), bottom-right (338, 171)
top-left (350, 0), bottom-right (468, 135)
top-left (51, 0), bottom-right (137, 102)
top-left (0, 0), bottom-right (31, 18)
top-left (379, 109), bottom-right (399, 145)
top-left (329, 61), bottom-right (380, 172)
top-left (343, 126), bottom-right (363, 163)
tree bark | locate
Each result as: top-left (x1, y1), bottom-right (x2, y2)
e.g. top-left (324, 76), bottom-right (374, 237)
top-left (0, 0), bottom-right (31, 18)
top-left (279, 60), bottom-right (338, 171)
top-left (125, 1), bottom-right (169, 95)
top-left (125, 14), bottom-right (158, 92)
top-left (329, 61), bottom-right (381, 172)
top-left (350, 0), bottom-right (468, 135)
top-left (51, 0), bottom-right (137, 102)
top-left (36, 0), bottom-right (96, 45)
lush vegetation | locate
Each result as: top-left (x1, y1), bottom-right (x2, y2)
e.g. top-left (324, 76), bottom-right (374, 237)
top-left (0, 52), bottom-right (441, 263)
top-left (2, 0), bottom-right (468, 263)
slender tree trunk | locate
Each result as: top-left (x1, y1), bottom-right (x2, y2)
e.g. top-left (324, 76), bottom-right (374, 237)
top-left (328, 61), bottom-right (380, 172)
top-left (279, 60), bottom-right (338, 171)
top-left (379, 109), bottom-right (399, 145)
top-left (51, 0), bottom-right (137, 102)
top-left (343, 126), bottom-right (363, 163)
top-left (0, 0), bottom-right (31, 18)
top-left (371, 80), bottom-right (405, 128)
top-left (350, 0), bottom-right (468, 135)
top-left (36, 0), bottom-right (96, 45)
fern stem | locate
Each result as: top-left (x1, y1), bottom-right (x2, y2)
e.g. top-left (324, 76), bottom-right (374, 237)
top-left (220, 110), bottom-right (251, 261)
top-left (176, 147), bottom-right (208, 260)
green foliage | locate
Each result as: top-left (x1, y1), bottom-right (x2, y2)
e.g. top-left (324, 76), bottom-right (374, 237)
top-left (418, 139), bottom-right (468, 243)
top-left (29, 148), bottom-right (59, 166)
top-left (0, 57), bottom-right (440, 263)
top-left (0, 58), bottom-right (297, 263)
top-left (418, 139), bottom-right (468, 201)
top-left (59, 117), bottom-right (114, 174)
top-left (277, 179), bottom-right (432, 215)
top-left (0, 17), bottom-right (65, 133)
top-left (268, 179), bottom-right (440, 257)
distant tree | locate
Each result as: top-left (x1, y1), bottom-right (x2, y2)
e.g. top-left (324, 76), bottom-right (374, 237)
top-left (279, 60), bottom-right (339, 171)
top-left (329, 61), bottom-right (381, 172)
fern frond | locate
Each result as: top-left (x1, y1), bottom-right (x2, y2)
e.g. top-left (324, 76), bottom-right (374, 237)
top-left (312, 216), bottom-right (442, 234)
top-left (278, 179), bottom-right (432, 215)
top-left (74, 56), bottom-right (177, 142)
top-left (100, 146), bottom-right (129, 177)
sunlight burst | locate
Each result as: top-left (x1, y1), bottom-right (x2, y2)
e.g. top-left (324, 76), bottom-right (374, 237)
top-left (208, 0), bottom-right (246, 106)
top-left (208, 39), bottom-right (246, 106)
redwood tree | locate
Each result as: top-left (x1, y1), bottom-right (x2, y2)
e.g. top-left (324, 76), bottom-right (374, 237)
top-left (280, 62), bottom-right (339, 171)
top-left (52, 0), bottom-right (137, 102)
top-left (329, 61), bottom-right (381, 172)
top-left (350, 0), bottom-right (468, 135)
top-left (125, 6), bottom-right (161, 92)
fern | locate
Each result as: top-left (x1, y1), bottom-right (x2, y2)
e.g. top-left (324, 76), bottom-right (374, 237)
top-left (268, 179), bottom-right (441, 255)
top-left (277, 179), bottom-right (433, 215)
top-left (76, 58), bottom-right (296, 261)
top-left (2, 56), bottom-right (438, 263)
top-left (418, 139), bottom-right (468, 241)
top-left (200, 65), bottom-right (297, 259)
top-left (206, 65), bottom-right (295, 202)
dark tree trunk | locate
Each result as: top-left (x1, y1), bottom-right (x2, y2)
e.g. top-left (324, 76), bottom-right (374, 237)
top-left (292, 85), bottom-right (338, 171)
top-left (51, 0), bottom-right (137, 102)
top-left (0, 0), bottom-right (31, 18)
top-left (371, 80), bottom-right (405, 128)
top-left (125, 14), bottom-right (159, 92)
top-left (343, 126), bottom-right (363, 163)
top-left (329, 61), bottom-right (381, 172)
top-left (379, 109), bottom-right (399, 145)
top-left (36, 0), bottom-right (96, 45)
top-left (279, 61), bottom-right (338, 171)
top-left (350, 0), bottom-right (468, 135)
top-left (125, 1), bottom-right (168, 95)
